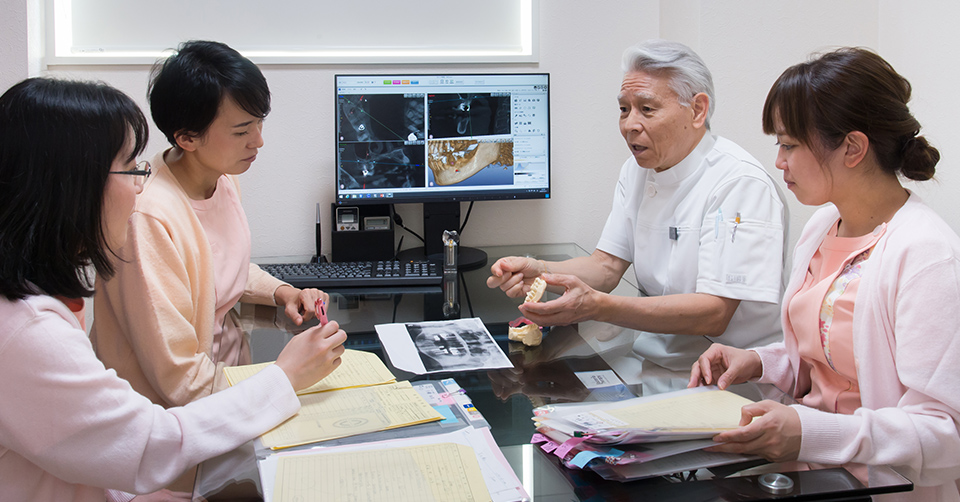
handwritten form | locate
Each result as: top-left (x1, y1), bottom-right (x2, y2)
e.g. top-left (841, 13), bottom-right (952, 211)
top-left (259, 427), bottom-right (528, 502)
top-left (223, 349), bottom-right (396, 395)
top-left (572, 389), bottom-right (754, 432)
top-left (261, 381), bottom-right (444, 449)
top-left (273, 442), bottom-right (492, 502)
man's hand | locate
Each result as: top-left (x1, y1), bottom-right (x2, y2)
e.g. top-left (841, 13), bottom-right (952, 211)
top-left (487, 256), bottom-right (545, 298)
top-left (518, 273), bottom-right (602, 326)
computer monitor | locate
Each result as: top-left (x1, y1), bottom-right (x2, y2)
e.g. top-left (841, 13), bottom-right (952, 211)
top-left (335, 73), bottom-right (550, 269)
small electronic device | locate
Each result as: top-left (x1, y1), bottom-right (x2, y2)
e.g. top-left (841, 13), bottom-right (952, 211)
top-left (330, 203), bottom-right (393, 262)
top-left (335, 206), bottom-right (359, 231)
top-left (363, 215), bottom-right (391, 231)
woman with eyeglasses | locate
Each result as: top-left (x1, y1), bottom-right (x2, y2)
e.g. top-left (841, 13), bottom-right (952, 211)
top-left (91, 41), bottom-right (327, 417)
top-left (689, 48), bottom-right (960, 501)
top-left (0, 77), bottom-right (346, 501)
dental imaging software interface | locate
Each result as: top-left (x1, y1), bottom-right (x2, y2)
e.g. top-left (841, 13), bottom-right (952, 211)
top-left (335, 73), bottom-right (550, 204)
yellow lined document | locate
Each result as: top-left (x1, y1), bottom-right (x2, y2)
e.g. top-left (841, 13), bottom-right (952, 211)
top-left (599, 390), bottom-right (753, 431)
top-left (262, 381), bottom-right (445, 450)
top-left (223, 349), bottom-right (396, 395)
top-left (273, 442), bottom-right (492, 502)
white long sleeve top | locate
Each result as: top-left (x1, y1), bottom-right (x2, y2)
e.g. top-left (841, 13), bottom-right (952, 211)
top-left (0, 294), bottom-right (299, 502)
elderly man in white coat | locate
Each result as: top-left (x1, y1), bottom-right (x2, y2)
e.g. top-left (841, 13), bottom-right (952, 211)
top-left (487, 39), bottom-right (787, 371)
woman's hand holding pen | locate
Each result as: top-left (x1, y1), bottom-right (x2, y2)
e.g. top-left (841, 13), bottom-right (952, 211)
top-left (276, 320), bottom-right (346, 392)
top-left (688, 343), bottom-right (762, 390)
top-left (275, 285), bottom-right (328, 326)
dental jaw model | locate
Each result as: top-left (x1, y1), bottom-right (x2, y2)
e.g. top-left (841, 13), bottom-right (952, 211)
top-left (509, 277), bottom-right (547, 346)
top-left (524, 276), bottom-right (546, 304)
top-left (508, 320), bottom-right (542, 346)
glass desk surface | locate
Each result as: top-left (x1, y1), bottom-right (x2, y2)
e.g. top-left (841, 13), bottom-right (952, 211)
top-left (195, 243), bottom-right (912, 501)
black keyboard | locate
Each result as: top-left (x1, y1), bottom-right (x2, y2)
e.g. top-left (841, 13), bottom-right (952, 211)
top-left (260, 260), bottom-right (441, 289)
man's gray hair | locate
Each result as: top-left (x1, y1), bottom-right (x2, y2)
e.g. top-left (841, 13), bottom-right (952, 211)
top-left (622, 40), bottom-right (715, 129)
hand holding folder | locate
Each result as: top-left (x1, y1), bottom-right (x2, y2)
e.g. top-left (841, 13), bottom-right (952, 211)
top-left (534, 386), bottom-right (755, 445)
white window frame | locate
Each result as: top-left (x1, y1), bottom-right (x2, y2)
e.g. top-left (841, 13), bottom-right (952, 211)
top-left (44, 0), bottom-right (538, 66)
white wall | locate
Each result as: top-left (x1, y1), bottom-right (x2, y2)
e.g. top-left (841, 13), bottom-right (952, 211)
top-left (0, 0), bottom-right (29, 92)
top-left (664, 0), bottom-right (880, 255)
top-left (4, 0), bottom-right (960, 261)
top-left (18, 0), bottom-right (659, 259)
top-left (879, 0), bottom-right (960, 228)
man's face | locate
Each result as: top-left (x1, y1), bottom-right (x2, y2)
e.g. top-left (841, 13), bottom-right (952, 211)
top-left (618, 70), bottom-right (705, 172)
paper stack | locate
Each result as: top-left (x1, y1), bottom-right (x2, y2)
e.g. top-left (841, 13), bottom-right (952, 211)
top-left (260, 427), bottom-right (528, 502)
top-left (224, 349), bottom-right (444, 450)
top-left (531, 386), bottom-right (759, 480)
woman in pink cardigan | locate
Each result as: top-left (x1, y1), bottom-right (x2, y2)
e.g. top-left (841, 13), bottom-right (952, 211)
top-left (92, 41), bottom-right (327, 410)
top-left (0, 78), bottom-right (346, 501)
top-left (690, 48), bottom-right (960, 500)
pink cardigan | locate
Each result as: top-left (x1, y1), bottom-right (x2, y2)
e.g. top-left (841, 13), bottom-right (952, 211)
top-left (755, 194), bottom-right (960, 501)
top-left (0, 294), bottom-right (299, 502)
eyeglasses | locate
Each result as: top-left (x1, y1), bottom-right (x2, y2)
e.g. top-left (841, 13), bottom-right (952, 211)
top-left (110, 160), bottom-right (151, 185)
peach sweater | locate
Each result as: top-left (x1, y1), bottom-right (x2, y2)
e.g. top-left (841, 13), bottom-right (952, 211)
top-left (91, 150), bottom-right (287, 407)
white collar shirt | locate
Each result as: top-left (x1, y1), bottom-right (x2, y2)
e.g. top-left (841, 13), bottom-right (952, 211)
top-left (597, 134), bottom-right (786, 371)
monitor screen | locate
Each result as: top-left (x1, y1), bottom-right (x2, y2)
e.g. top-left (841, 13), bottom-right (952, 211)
top-left (335, 73), bottom-right (550, 205)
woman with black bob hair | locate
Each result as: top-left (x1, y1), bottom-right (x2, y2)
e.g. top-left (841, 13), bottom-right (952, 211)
top-left (690, 47), bottom-right (960, 501)
top-left (92, 40), bottom-right (328, 411)
top-left (0, 77), bottom-right (146, 300)
top-left (0, 77), bottom-right (346, 501)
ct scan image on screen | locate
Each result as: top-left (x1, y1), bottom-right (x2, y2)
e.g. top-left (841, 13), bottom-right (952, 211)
top-left (338, 141), bottom-right (426, 190)
top-left (335, 74), bottom-right (549, 203)
top-left (338, 93), bottom-right (425, 142)
top-left (337, 93), bottom-right (427, 190)
top-left (427, 93), bottom-right (511, 138)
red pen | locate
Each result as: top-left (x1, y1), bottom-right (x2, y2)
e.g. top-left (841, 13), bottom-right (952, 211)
top-left (315, 298), bottom-right (329, 326)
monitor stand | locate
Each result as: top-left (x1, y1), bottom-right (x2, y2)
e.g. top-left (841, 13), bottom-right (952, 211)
top-left (396, 201), bottom-right (488, 271)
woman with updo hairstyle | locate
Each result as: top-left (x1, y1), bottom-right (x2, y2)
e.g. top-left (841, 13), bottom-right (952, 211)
top-left (690, 47), bottom-right (960, 501)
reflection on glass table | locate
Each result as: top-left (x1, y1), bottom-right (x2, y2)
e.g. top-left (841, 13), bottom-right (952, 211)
top-left (197, 243), bottom-right (912, 501)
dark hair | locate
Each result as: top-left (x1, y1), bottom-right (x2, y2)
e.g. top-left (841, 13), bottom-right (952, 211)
top-left (762, 47), bottom-right (939, 181)
top-left (148, 40), bottom-right (270, 146)
top-left (0, 78), bottom-right (148, 300)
